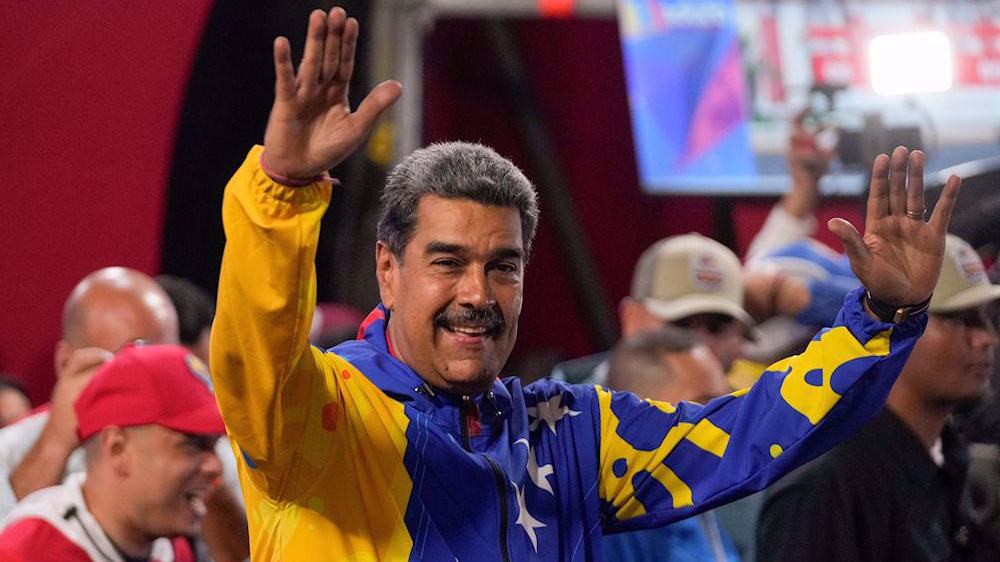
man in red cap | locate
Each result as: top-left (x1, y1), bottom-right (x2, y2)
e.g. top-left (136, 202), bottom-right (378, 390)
top-left (0, 344), bottom-right (226, 562)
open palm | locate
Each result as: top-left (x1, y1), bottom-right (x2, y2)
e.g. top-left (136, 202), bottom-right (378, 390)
top-left (262, 9), bottom-right (402, 180)
top-left (829, 147), bottom-right (961, 307)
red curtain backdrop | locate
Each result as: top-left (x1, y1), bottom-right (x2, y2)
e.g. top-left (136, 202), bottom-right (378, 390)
top-left (0, 3), bottom-right (212, 403)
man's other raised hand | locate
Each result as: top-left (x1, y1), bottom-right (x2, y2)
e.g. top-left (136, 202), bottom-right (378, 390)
top-left (828, 147), bottom-right (961, 308)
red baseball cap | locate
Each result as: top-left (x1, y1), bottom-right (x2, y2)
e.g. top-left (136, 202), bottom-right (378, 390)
top-left (75, 344), bottom-right (226, 441)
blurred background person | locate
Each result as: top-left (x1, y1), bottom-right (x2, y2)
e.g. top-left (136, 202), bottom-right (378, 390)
top-left (0, 267), bottom-right (178, 510)
top-left (156, 275), bottom-right (216, 363)
top-left (0, 344), bottom-right (226, 562)
top-left (602, 327), bottom-right (740, 562)
top-left (553, 232), bottom-right (755, 385)
top-left (0, 267), bottom-right (248, 562)
top-left (0, 377), bottom-right (31, 428)
top-left (757, 234), bottom-right (1000, 562)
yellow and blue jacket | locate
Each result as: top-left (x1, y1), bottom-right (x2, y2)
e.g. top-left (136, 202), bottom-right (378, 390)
top-left (211, 147), bottom-right (926, 561)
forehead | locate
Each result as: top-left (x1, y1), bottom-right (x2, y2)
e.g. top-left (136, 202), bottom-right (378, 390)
top-left (409, 195), bottom-right (523, 251)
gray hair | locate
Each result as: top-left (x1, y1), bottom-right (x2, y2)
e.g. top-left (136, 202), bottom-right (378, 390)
top-left (377, 142), bottom-right (539, 261)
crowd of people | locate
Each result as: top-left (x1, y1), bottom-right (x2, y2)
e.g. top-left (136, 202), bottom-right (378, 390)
top-left (0, 6), bottom-right (998, 562)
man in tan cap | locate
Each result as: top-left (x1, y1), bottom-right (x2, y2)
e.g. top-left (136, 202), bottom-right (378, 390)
top-left (758, 233), bottom-right (1000, 562)
top-left (554, 232), bottom-right (754, 385)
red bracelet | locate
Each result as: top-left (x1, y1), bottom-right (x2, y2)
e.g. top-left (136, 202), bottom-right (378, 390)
top-left (259, 151), bottom-right (330, 187)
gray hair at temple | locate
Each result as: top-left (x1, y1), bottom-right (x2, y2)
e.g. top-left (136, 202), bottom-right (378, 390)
top-left (377, 142), bottom-right (540, 261)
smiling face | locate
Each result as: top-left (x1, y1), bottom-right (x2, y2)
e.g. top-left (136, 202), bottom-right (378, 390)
top-left (123, 426), bottom-right (222, 539)
top-left (377, 195), bottom-right (525, 395)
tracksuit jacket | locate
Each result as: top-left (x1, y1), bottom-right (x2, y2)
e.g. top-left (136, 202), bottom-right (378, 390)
top-left (211, 146), bottom-right (927, 561)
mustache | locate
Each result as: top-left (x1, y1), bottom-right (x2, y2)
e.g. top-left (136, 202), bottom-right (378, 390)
top-left (434, 305), bottom-right (506, 339)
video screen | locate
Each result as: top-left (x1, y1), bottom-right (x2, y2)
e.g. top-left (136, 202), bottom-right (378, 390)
top-left (619, 0), bottom-right (1000, 195)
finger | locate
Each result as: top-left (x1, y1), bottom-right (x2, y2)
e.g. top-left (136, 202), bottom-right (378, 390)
top-left (63, 348), bottom-right (114, 378)
top-left (336, 17), bottom-right (359, 84)
top-left (298, 10), bottom-right (328, 87)
top-left (866, 153), bottom-right (891, 220)
top-left (273, 36), bottom-right (296, 100)
top-left (905, 150), bottom-right (926, 217)
top-left (828, 218), bottom-right (870, 273)
top-left (888, 146), bottom-right (909, 216)
top-left (352, 80), bottom-right (403, 132)
top-left (321, 7), bottom-right (347, 83)
top-left (928, 174), bottom-right (962, 234)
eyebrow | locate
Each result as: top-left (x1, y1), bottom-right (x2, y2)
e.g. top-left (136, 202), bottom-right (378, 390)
top-left (425, 241), bottom-right (466, 256)
top-left (491, 247), bottom-right (524, 261)
top-left (424, 241), bottom-right (523, 261)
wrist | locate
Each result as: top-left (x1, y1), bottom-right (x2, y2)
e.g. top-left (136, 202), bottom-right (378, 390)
top-left (40, 413), bottom-right (81, 450)
top-left (864, 291), bottom-right (932, 324)
top-left (259, 150), bottom-right (329, 187)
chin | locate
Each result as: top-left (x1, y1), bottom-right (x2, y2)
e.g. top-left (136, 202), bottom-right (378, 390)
top-left (441, 364), bottom-right (498, 394)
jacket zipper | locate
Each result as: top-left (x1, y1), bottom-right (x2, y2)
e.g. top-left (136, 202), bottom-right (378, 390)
top-left (461, 396), bottom-right (512, 562)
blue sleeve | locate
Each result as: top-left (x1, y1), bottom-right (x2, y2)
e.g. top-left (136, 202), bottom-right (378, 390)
top-left (597, 287), bottom-right (924, 532)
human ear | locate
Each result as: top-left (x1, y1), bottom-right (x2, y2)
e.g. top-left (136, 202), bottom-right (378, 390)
top-left (375, 242), bottom-right (399, 309)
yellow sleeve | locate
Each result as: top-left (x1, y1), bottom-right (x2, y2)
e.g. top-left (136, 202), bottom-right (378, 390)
top-left (209, 145), bottom-right (333, 496)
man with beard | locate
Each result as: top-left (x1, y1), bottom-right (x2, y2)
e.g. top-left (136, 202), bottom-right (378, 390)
top-left (209, 7), bottom-right (961, 560)
top-left (0, 344), bottom-right (225, 562)
top-left (757, 234), bottom-right (1000, 562)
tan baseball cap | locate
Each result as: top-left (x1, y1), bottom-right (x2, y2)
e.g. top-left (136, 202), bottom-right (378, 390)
top-left (929, 234), bottom-right (1000, 313)
top-left (631, 233), bottom-right (754, 328)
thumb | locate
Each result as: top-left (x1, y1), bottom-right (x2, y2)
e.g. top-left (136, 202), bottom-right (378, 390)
top-left (353, 80), bottom-right (403, 133)
top-left (827, 218), bottom-right (869, 272)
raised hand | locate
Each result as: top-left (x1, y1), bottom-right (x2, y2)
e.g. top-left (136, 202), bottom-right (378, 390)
top-left (262, 8), bottom-right (402, 180)
top-left (49, 347), bottom-right (114, 447)
top-left (828, 147), bottom-right (961, 307)
top-left (781, 110), bottom-right (836, 219)
top-left (788, 110), bottom-right (834, 186)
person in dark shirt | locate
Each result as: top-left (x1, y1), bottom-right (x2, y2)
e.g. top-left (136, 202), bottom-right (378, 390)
top-left (757, 234), bottom-right (1000, 562)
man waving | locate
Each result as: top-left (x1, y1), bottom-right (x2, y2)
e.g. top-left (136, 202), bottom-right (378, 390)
top-left (210, 7), bottom-right (961, 561)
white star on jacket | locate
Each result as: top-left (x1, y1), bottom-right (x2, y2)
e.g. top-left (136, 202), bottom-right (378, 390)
top-left (515, 439), bottom-right (555, 495)
top-left (513, 482), bottom-right (546, 552)
top-left (527, 393), bottom-right (581, 434)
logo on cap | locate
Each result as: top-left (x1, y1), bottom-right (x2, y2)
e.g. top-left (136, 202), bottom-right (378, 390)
top-left (185, 354), bottom-right (214, 392)
top-left (955, 245), bottom-right (987, 283)
top-left (691, 254), bottom-right (724, 291)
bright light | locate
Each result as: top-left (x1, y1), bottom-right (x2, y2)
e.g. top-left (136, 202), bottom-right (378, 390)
top-left (869, 31), bottom-right (953, 96)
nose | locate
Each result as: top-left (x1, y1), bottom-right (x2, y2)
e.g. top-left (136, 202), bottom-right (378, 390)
top-left (969, 323), bottom-right (999, 351)
top-left (456, 267), bottom-right (493, 308)
top-left (201, 449), bottom-right (224, 481)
